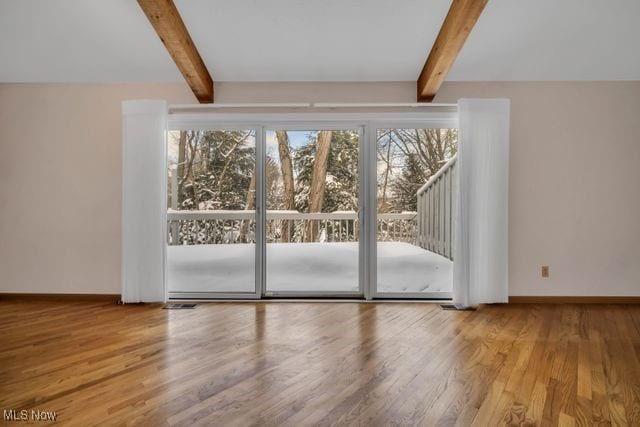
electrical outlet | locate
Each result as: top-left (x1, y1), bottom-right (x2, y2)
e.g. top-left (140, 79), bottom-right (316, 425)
top-left (541, 266), bottom-right (549, 278)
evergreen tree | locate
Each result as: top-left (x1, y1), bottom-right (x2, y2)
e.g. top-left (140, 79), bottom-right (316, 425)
top-left (391, 152), bottom-right (425, 212)
top-left (293, 130), bottom-right (359, 213)
top-left (176, 130), bottom-right (255, 211)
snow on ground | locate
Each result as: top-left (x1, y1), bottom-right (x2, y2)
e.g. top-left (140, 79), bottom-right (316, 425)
top-left (167, 242), bottom-right (452, 294)
top-left (377, 242), bottom-right (452, 293)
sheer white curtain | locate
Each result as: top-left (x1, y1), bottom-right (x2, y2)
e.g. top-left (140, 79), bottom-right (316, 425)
top-left (121, 100), bottom-right (167, 303)
top-left (453, 99), bottom-right (510, 307)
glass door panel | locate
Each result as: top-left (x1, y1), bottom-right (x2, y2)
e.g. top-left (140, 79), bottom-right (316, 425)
top-left (265, 129), bottom-right (362, 295)
top-left (375, 128), bottom-right (457, 298)
top-left (166, 129), bottom-right (259, 298)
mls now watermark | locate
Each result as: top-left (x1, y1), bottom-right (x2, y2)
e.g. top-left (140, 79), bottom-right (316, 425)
top-left (3, 409), bottom-right (57, 422)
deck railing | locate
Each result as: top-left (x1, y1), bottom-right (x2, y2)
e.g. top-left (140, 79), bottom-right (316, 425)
top-left (167, 210), bottom-right (417, 245)
top-left (416, 155), bottom-right (456, 260)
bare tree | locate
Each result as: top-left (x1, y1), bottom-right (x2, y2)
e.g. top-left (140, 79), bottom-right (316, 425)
top-left (390, 128), bottom-right (457, 180)
top-left (376, 128), bottom-right (457, 213)
top-left (377, 130), bottom-right (394, 212)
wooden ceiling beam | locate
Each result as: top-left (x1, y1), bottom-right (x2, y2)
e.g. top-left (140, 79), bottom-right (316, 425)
top-left (138, 0), bottom-right (213, 103)
top-left (417, 0), bottom-right (488, 102)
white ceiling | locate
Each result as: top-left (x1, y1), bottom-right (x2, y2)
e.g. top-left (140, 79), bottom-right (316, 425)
top-left (0, 0), bottom-right (639, 83)
top-left (0, 0), bottom-right (183, 82)
top-left (448, 0), bottom-right (640, 81)
top-left (175, 0), bottom-right (451, 81)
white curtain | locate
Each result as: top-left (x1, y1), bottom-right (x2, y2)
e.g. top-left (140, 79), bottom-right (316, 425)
top-left (121, 100), bottom-right (167, 303)
top-left (453, 99), bottom-right (510, 307)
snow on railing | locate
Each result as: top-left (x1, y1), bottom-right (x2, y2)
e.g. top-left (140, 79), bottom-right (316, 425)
top-left (376, 211), bottom-right (418, 244)
top-left (416, 155), bottom-right (456, 260)
top-left (167, 210), bottom-right (417, 245)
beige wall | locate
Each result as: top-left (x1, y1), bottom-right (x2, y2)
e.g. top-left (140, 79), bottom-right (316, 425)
top-left (0, 84), bottom-right (195, 294)
top-left (435, 82), bottom-right (640, 296)
top-left (1, 81), bottom-right (638, 295)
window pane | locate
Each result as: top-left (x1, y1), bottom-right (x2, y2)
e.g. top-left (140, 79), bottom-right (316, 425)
top-left (376, 128), bottom-right (457, 294)
top-left (166, 129), bottom-right (256, 294)
top-left (265, 130), bottom-right (360, 294)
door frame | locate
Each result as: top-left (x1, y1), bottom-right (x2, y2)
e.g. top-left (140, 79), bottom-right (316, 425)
top-left (261, 125), bottom-right (366, 298)
top-left (165, 124), bottom-right (264, 300)
top-left (165, 112), bottom-right (458, 300)
top-left (365, 121), bottom-right (456, 300)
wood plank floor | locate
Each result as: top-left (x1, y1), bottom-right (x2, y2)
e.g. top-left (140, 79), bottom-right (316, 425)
top-left (2, 300), bottom-right (640, 426)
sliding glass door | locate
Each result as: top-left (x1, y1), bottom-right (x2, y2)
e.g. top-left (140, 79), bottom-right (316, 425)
top-left (166, 128), bottom-right (261, 299)
top-left (372, 127), bottom-right (457, 299)
top-left (163, 117), bottom-right (458, 300)
top-left (264, 128), bottom-right (363, 296)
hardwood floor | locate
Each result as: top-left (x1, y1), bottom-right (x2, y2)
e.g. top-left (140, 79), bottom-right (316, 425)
top-left (2, 300), bottom-right (640, 426)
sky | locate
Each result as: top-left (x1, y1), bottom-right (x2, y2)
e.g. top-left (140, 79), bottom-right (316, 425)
top-left (266, 130), bottom-right (315, 164)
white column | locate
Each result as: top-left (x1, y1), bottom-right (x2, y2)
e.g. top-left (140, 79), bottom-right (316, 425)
top-left (121, 100), bottom-right (168, 303)
top-left (453, 99), bottom-right (510, 307)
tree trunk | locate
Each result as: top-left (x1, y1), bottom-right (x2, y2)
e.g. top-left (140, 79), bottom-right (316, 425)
top-left (177, 130), bottom-right (187, 206)
top-left (380, 139), bottom-right (393, 212)
top-left (306, 131), bottom-right (332, 241)
top-left (240, 166), bottom-right (256, 242)
top-left (276, 131), bottom-right (296, 242)
top-left (185, 133), bottom-right (199, 208)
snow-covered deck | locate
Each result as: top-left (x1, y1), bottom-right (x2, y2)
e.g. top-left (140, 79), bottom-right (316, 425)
top-left (167, 242), bottom-right (452, 294)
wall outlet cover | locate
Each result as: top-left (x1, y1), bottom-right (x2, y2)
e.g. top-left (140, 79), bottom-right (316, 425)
top-left (541, 266), bottom-right (549, 278)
